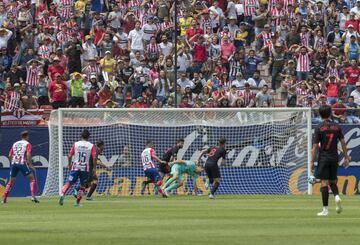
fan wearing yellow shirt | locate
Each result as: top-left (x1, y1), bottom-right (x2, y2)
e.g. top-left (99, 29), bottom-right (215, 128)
top-left (234, 22), bottom-right (248, 49)
top-left (74, 0), bottom-right (87, 18)
top-left (100, 51), bottom-right (116, 80)
top-left (70, 72), bottom-right (85, 108)
top-left (179, 10), bottom-right (193, 36)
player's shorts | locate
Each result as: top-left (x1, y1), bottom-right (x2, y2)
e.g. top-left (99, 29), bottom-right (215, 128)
top-left (144, 168), bottom-right (161, 182)
top-left (87, 172), bottom-right (98, 183)
top-left (159, 162), bottom-right (171, 174)
top-left (68, 170), bottom-right (89, 186)
top-left (170, 165), bottom-right (185, 182)
top-left (205, 162), bottom-right (220, 180)
top-left (10, 164), bottom-right (32, 178)
top-left (316, 159), bottom-right (338, 180)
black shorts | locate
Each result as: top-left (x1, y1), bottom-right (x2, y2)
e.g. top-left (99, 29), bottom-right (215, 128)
top-left (205, 162), bottom-right (220, 180)
top-left (316, 159), bottom-right (338, 180)
top-left (86, 173), bottom-right (98, 186)
top-left (159, 162), bottom-right (170, 174)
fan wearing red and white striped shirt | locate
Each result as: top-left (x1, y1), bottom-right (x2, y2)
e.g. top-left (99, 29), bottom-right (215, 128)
top-left (26, 60), bottom-right (43, 88)
top-left (5, 84), bottom-right (22, 112)
top-left (244, 0), bottom-right (258, 17)
top-left (146, 37), bottom-right (160, 61)
top-left (59, 0), bottom-right (74, 20)
top-left (300, 26), bottom-right (311, 47)
top-left (269, 2), bottom-right (286, 27)
top-left (295, 46), bottom-right (313, 81)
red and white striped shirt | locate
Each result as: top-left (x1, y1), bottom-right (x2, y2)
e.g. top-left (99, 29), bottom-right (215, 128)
top-left (300, 32), bottom-right (310, 47)
top-left (26, 66), bottom-right (40, 87)
top-left (296, 88), bottom-right (308, 106)
top-left (161, 21), bottom-right (173, 32)
top-left (83, 64), bottom-right (100, 81)
top-left (240, 90), bottom-right (255, 107)
top-left (38, 45), bottom-right (51, 59)
top-left (296, 53), bottom-right (310, 72)
top-left (244, 0), bottom-right (258, 17)
top-left (141, 147), bottom-right (156, 170)
top-left (259, 31), bottom-right (273, 47)
top-left (270, 8), bottom-right (286, 26)
top-left (57, 30), bottom-right (70, 45)
top-left (5, 91), bottom-right (21, 111)
top-left (267, 0), bottom-right (278, 11)
top-left (59, 0), bottom-right (74, 19)
top-left (146, 43), bottom-right (160, 57)
top-left (9, 140), bottom-right (31, 165)
top-left (283, 0), bottom-right (294, 12)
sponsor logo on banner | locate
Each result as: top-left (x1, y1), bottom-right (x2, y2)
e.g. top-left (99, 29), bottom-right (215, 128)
top-left (0, 109), bottom-right (44, 126)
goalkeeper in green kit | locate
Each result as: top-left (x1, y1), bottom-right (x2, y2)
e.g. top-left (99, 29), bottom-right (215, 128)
top-left (161, 160), bottom-right (204, 197)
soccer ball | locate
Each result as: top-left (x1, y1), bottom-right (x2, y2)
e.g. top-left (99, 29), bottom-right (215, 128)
top-left (308, 175), bottom-right (316, 184)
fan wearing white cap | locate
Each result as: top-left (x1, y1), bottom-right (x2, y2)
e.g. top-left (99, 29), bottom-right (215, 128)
top-left (342, 23), bottom-right (360, 44)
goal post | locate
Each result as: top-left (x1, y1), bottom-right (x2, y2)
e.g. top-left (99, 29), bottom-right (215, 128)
top-left (43, 108), bottom-right (313, 197)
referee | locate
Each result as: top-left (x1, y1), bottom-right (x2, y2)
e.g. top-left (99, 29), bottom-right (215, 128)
top-left (198, 137), bottom-right (227, 199)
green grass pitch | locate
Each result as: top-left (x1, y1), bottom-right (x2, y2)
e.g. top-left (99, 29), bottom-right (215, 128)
top-left (1, 195), bottom-right (359, 245)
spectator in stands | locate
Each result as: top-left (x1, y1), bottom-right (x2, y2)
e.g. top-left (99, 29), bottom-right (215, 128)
top-left (69, 72), bottom-right (85, 108)
top-left (351, 82), bottom-right (360, 105)
top-left (48, 74), bottom-right (67, 109)
top-left (115, 145), bottom-right (133, 167)
top-left (256, 85), bottom-right (272, 107)
top-left (332, 97), bottom-right (348, 123)
top-left (346, 96), bottom-right (360, 123)
top-left (4, 83), bottom-right (22, 111)
top-left (21, 89), bottom-right (38, 110)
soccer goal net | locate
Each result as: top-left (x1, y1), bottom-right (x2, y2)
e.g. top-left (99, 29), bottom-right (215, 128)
top-left (43, 108), bottom-right (312, 197)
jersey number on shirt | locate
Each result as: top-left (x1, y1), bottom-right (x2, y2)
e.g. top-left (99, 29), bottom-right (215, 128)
top-left (325, 133), bottom-right (334, 150)
top-left (77, 152), bottom-right (88, 164)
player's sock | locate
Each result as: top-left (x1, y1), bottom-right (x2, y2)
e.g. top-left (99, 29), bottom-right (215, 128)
top-left (165, 183), bottom-right (179, 192)
top-left (77, 187), bottom-right (85, 204)
top-left (210, 182), bottom-right (220, 195)
top-left (61, 183), bottom-right (71, 196)
top-left (30, 180), bottom-right (36, 199)
top-left (162, 178), bottom-right (174, 189)
top-left (86, 183), bottom-right (97, 198)
top-left (2, 182), bottom-right (13, 202)
top-left (320, 186), bottom-right (329, 207)
top-left (329, 183), bottom-right (339, 196)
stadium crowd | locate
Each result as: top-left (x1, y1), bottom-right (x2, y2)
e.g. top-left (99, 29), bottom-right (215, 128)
top-left (0, 0), bottom-right (360, 123)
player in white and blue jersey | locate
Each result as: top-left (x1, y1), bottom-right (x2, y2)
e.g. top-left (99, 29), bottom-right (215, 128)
top-left (141, 140), bottom-right (166, 196)
top-left (59, 129), bottom-right (96, 207)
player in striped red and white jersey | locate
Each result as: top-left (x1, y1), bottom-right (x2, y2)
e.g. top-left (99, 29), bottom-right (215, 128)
top-left (2, 131), bottom-right (39, 204)
top-left (4, 83), bottom-right (22, 112)
top-left (59, 129), bottom-right (96, 206)
top-left (140, 140), bottom-right (166, 195)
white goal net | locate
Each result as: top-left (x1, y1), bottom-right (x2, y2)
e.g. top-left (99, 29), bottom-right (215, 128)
top-left (43, 108), bottom-right (312, 196)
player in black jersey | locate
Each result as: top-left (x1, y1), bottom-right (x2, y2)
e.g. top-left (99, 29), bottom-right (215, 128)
top-left (160, 138), bottom-right (185, 178)
top-left (141, 138), bottom-right (184, 195)
top-left (198, 137), bottom-right (227, 199)
top-left (310, 105), bottom-right (350, 216)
